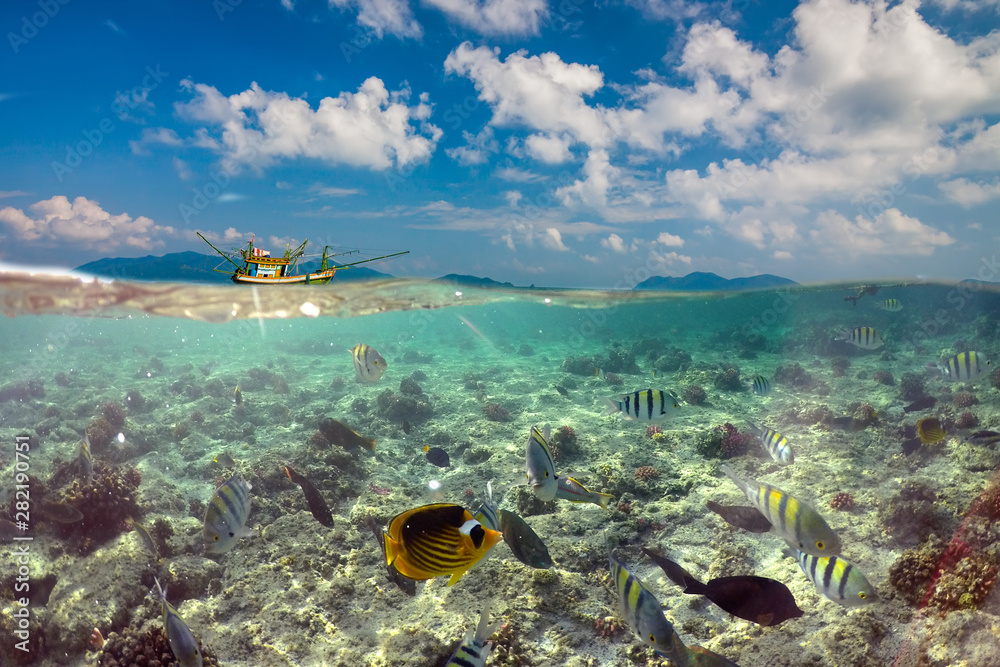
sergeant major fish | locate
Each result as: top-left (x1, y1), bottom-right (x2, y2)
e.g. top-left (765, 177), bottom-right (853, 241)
top-left (203, 473), bottom-right (254, 554)
top-left (839, 326), bottom-right (883, 350)
top-left (750, 375), bottom-right (771, 395)
top-left (525, 424), bottom-right (558, 501)
top-left (607, 545), bottom-right (686, 660)
top-left (445, 601), bottom-right (500, 667)
top-left (79, 434), bottom-right (94, 483)
top-left (932, 351), bottom-right (991, 382)
top-left (154, 578), bottom-right (202, 667)
top-left (349, 343), bottom-right (387, 383)
top-left (720, 465), bottom-right (841, 557)
top-left (604, 389), bottom-right (681, 421)
top-left (786, 548), bottom-right (876, 607)
top-left (753, 425), bottom-right (793, 464)
top-left (474, 481), bottom-right (501, 532)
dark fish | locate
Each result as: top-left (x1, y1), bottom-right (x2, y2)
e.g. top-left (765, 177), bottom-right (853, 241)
top-left (319, 418), bottom-right (376, 451)
top-left (129, 518), bottom-right (157, 557)
top-left (402, 419), bottom-right (412, 435)
top-left (498, 509), bottom-right (552, 569)
top-left (705, 500), bottom-right (772, 533)
top-left (364, 516), bottom-right (416, 596)
top-left (642, 549), bottom-right (803, 627)
top-left (424, 445), bottom-right (450, 467)
top-left (554, 385), bottom-right (569, 397)
top-left (965, 430), bottom-right (1000, 447)
top-left (903, 396), bottom-right (937, 413)
top-left (901, 437), bottom-right (922, 455)
top-left (284, 465), bottom-right (334, 528)
top-left (830, 416), bottom-right (866, 431)
top-left (37, 500), bottom-right (84, 524)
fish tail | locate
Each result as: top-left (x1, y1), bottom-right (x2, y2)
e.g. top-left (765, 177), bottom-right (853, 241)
top-left (474, 600), bottom-right (501, 644)
top-left (594, 492), bottom-right (614, 509)
top-left (364, 437), bottom-right (377, 452)
top-left (602, 399), bottom-right (621, 416)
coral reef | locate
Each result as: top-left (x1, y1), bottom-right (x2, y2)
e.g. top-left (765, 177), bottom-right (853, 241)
top-left (899, 372), bottom-right (927, 401)
top-left (103, 401), bottom-right (127, 430)
top-left (56, 464), bottom-right (143, 554)
top-left (872, 370), bottom-right (894, 385)
top-left (889, 539), bottom-right (941, 605)
top-left (716, 423), bottom-right (756, 459)
top-left (830, 357), bottom-right (850, 378)
top-left (603, 372), bottom-right (623, 386)
top-left (650, 346), bottom-right (692, 373)
top-left (0, 379), bottom-right (45, 403)
top-left (645, 425), bottom-right (662, 439)
top-left (953, 392), bottom-right (977, 408)
top-left (829, 492), bottom-right (855, 511)
top-left (879, 481), bottom-right (951, 548)
top-left (86, 416), bottom-right (117, 452)
top-left (482, 402), bottom-right (512, 422)
top-left (97, 626), bottom-right (219, 667)
top-left (955, 411), bottom-right (979, 429)
top-left (713, 366), bottom-right (743, 392)
top-left (548, 425), bottom-right (579, 460)
top-left (634, 466), bottom-right (660, 481)
top-left (376, 389), bottom-right (433, 423)
top-left (851, 402), bottom-right (879, 427)
top-left (399, 377), bottom-right (423, 396)
top-left (683, 384), bottom-right (707, 405)
top-left (561, 355), bottom-right (597, 375)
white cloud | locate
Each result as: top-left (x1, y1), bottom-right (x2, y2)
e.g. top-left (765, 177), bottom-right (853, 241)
top-left (542, 227), bottom-right (568, 251)
top-left (496, 166), bottom-right (544, 182)
top-left (648, 249), bottom-right (693, 270)
top-left (0, 196), bottom-right (174, 250)
top-left (773, 250), bottom-right (793, 259)
top-left (0, 190), bottom-right (29, 199)
top-left (130, 128), bottom-right (183, 155)
top-left (524, 133), bottom-right (572, 163)
top-left (311, 185), bottom-right (362, 197)
top-left (601, 233), bottom-right (628, 253)
top-left (172, 157), bottom-right (192, 181)
top-left (655, 231), bottom-right (684, 246)
top-left (173, 78), bottom-right (440, 172)
top-left (556, 149), bottom-right (619, 208)
top-left (810, 208), bottom-right (955, 257)
top-left (328, 0), bottom-right (422, 39)
top-left (216, 193), bottom-right (246, 203)
top-left (939, 178), bottom-right (1000, 207)
top-left (446, 127), bottom-right (499, 166)
top-left (625, 0), bottom-right (706, 21)
top-left (424, 0), bottom-right (548, 36)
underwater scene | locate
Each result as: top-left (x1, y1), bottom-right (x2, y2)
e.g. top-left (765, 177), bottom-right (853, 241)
top-left (2, 275), bottom-right (1000, 667)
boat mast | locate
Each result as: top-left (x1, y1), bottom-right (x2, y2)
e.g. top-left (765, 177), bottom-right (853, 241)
top-left (196, 232), bottom-right (246, 273)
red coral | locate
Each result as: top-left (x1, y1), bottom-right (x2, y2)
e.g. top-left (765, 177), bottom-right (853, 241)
top-left (955, 411), bottom-right (979, 429)
top-left (645, 425), bottom-right (663, 438)
top-left (717, 422), bottom-right (756, 458)
top-left (102, 402), bottom-right (126, 430)
top-left (953, 392), bottom-right (977, 408)
top-left (873, 370), bottom-right (894, 385)
top-left (830, 492), bottom-right (855, 510)
top-left (634, 465), bottom-right (660, 481)
top-left (482, 403), bottom-right (512, 422)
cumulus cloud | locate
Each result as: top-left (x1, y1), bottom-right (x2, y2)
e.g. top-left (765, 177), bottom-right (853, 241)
top-left (0, 196), bottom-right (174, 250)
top-left (810, 208), bottom-right (955, 257)
top-left (328, 0), bottom-right (422, 38)
top-left (542, 227), bottom-right (568, 251)
top-left (939, 178), bottom-right (1000, 207)
top-left (446, 127), bottom-right (499, 166)
top-left (524, 133), bottom-right (572, 163)
top-left (170, 78), bottom-right (440, 172)
top-left (655, 231), bottom-right (684, 246)
top-left (601, 233), bottom-right (629, 253)
top-left (424, 0), bottom-right (548, 36)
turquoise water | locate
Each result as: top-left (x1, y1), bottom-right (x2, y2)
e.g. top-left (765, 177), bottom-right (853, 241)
top-left (1, 274), bottom-right (999, 666)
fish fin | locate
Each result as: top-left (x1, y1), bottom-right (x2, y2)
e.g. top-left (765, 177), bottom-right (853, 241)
top-left (758, 612), bottom-right (775, 626)
top-left (447, 564), bottom-right (473, 586)
top-left (384, 532), bottom-right (400, 566)
top-left (602, 399), bottom-right (621, 416)
top-left (475, 600), bottom-right (501, 643)
top-left (365, 438), bottom-right (377, 452)
top-left (718, 464), bottom-right (747, 495)
top-left (595, 493), bottom-right (614, 509)
top-left (236, 526), bottom-right (256, 539)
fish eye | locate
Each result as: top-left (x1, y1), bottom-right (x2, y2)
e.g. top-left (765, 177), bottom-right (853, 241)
top-left (649, 634), bottom-right (656, 643)
top-left (858, 592), bottom-right (867, 599)
top-left (816, 540), bottom-right (825, 550)
top-left (213, 535), bottom-right (219, 542)
top-left (545, 471), bottom-right (550, 478)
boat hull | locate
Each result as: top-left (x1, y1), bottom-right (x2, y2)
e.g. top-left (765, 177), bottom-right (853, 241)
top-left (232, 270), bottom-right (337, 285)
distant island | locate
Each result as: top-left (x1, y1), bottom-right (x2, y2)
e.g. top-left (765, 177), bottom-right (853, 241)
top-left (634, 272), bottom-right (797, 291)
top-left (74, 251), bottom-right (391, 283)
top-left (434, 274), bottom-right (517, 288)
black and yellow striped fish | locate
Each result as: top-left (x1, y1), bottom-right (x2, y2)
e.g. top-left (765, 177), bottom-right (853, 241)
top-left (607, 546), bottom-right (684, 658)
top-left (754, 425), bottom-right (793, 464)
top-left (155, 578), bottom-right (202, 667)
top-left (603, 389), bottom-right (681, 421)
top-left (445, 601), bottom-right (499, 667)
top-left (936, 351), bottom-right (991, 382)
top-left (203, 474), bottom-right (254, 554)
top-left (916, 418), bottom-right (947, 445)
top-left (876, 298), bottom-right (902, 312)
top-left (789, 549), bottom-right (876, 607)
top-left (720, 465), bottom-right (840, 557)
top-left (839, 326), bottom-right (883, 350)
top-left (384, 504), bottom-right (503, 586)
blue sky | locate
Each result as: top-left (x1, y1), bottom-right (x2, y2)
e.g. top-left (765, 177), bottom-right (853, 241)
top-left (1, 0), bottom-right (999, 287)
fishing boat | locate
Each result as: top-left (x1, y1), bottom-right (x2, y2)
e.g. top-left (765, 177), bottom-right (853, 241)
top-left (197, 233), bottom-right (408, 285)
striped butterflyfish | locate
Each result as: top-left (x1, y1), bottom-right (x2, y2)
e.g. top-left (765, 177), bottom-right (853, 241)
top-left (788, 549), bottom-right (875, 607)
top-left (754, 425), bottom-right (794, 465)
top-left (603, 389), bottom-right (681, 421)
top-left (445, 600), bottom-right (500, 667)
top-left (203, 473), bottom-right (254, 554)
top-left (349, 343), bottom-right (387, 383)
top-left (383, 503), bottom-right (503, 586)
top-left (937, 351), bottom-right (991, 382)
top-left (525, 424), bottom-right (558, 501)
top-left (154, 578), bottom-right (202, 667)
top-left (607, 546), bottom-right (687, 660)
top-left (719, 465), bottom-right (841, 557)
top-left (839, 326), bottom-right (883, 350)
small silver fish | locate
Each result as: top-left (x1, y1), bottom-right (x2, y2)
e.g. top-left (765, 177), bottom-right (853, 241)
top-left (349, 343), bottom-right (387, 383)
top-left (525, 424), bottom-right (557, 501)
top-left (155, 578), bottom-right (202, 667)
top-left (203, 474), bottom-right (254, 554)
top-left (130, 519), bottom-right (157, 557)
top-left (555, 476), bottom-right (613, 508)
top-left (445, 600), bottom-right (500, 667)
top-left (79, 434), bottom-right (94, 482)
